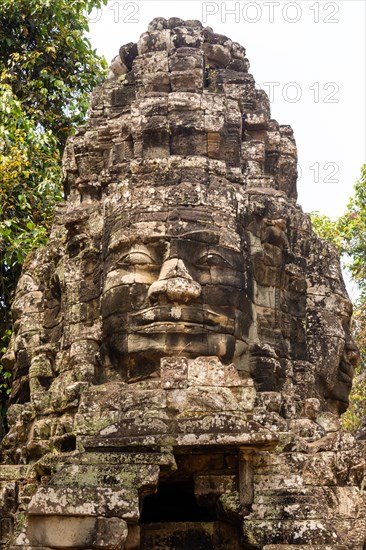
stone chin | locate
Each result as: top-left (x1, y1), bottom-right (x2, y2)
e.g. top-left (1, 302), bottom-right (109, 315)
top-left (325, 338), bottom-right (359, 414)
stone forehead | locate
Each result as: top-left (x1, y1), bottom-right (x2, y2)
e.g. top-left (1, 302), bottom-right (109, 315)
top-left (104, 177), bottom-right (242, 207)
top-left (104, 205), bottom-right (243, 253)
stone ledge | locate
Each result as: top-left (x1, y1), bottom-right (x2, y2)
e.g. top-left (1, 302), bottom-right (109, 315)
top-left (80, 427), bottom-right (278, 451)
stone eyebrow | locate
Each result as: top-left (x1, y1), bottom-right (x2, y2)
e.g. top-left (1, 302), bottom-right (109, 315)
top-left (165, 230), bottom-right (221, 243)
top-left (117, 229), bottom-right (220, 243)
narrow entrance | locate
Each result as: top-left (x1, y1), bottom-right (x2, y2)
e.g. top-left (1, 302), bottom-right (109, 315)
top-left (140, 478), bottom-right (215, 523)
top-left (139, 458), bottom-right (242, 550)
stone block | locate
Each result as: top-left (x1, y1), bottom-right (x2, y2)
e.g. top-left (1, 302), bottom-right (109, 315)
top-left (171, 28), bottom-right (203, 49)
top-left (27, 516), bottom-right (127, 549)
top-left (207, 131), bottom-right (222, 159)
top-left (49, 463), bottom-right (160, 492)
top-left (224, 363), bottom-right (247, 387)
top-left (170, 129), bottom-right (207, 156)
top-left (205, 113), bottom-right (225, 133)
top-left (316, 412), bottom-right (341, 433)
top-left (168, 109), bottom-right (204, 132)
top-left (137, 31), bottom-right (171, 55)
top-left (302, 453), bottom-right (338, 486)
top-left (136, 50), bottom-right (169, 73)
top-left (194, 474), bottom-right (236, 506)
top-left (169, 48), bottom-right (203, 72)
top-left (131, 96), bottom-right (168, 117)
top-left (233, 386), bottom-right (257, 411)
top-left (170, 69), bottom-right (203, 92)
top-left (110, 85), bottom-right (136, 108)
top-left (242, 140), bottom-right (265, 164)
top-left (333, 486), bottom-right (364, 518)
top-left (167, 387), bottom-right (240, 413)
top-left (28, 486), bottom-right (139, 520)
top-left (136, 72), bottom-right (170, 97)
top-left (188, 356), bottom-right (226, 386)
top-left (94, 517), bottom-right (128, 549)
top-left (244, 519), bottom-right (341, 546)
top-left (168, 91), bottom-right (201, 111)
top-left (289, 419), bottom-right (326, 441)
top-left (254, 285), bottom-right (276, 308)
top-left (160, 357), bottom-right (188, 389)
top-left (244, 111), bottom-right (268, 130)
top-left (142, 520), bottom-right (242, 549)
top-left (203, 42), bottom-right (231, 67)
top-left (0, 466), bottom-right (35, 482)
top-left (252, 487), bottom-right (342, 521)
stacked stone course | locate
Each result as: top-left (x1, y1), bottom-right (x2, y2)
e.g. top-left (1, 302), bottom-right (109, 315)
top-left (1, 17), bottom-right (365, 550)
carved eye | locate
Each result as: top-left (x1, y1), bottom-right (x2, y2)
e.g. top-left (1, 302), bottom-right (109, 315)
top-left (117, 251), bottom-right (154, 266)
top-left (199, 251), bottom-right (232, 267)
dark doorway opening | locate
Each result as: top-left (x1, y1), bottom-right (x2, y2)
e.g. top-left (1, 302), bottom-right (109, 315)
top-left (139, 469), bottom-right (242, 550)
top-left (140, 478), bottom-right (215, 523)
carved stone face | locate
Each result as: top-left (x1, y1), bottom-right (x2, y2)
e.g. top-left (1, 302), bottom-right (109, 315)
top-left (324, 334), bottom-right (359, 413)
top-left (101, 205), bottom-right (254, 381)
top-left (306, 286), bottom-right (359, 413)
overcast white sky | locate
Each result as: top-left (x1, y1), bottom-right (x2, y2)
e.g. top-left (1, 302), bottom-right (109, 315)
top-left (87, 0), bottom-right (365, 219)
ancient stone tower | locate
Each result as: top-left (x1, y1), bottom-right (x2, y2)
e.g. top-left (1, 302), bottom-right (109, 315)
top-left (1, 17), bottom-right (365, 550)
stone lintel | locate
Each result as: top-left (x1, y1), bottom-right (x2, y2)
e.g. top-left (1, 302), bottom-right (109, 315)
top-left (80, 433), bottom-right (278, 451)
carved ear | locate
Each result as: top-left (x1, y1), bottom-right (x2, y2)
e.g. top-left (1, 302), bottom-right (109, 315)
top-left (1, 335), bottom-right (15, 372)
top-left (98, 342), bottom-right (118, 384)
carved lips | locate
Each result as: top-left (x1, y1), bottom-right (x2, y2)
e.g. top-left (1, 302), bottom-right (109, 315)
top-left (129, 306), bottom-right (234, 333)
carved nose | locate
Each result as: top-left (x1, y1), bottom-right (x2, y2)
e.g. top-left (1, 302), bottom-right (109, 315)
top-left (148, 259), bottom-right (201, 304)
top-left (344, 338), bottom-right (360, 367)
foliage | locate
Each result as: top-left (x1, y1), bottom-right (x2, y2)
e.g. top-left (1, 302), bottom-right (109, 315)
top-left (0, 0), bottom-right (108, 148)
top-left (337, 165), bottom-right (366, 301)
top-left (311, 165), bottom-right (366, 432)
top-left (309, 211), bottom-right (344, 251)
top-left (0, 330), bottom-right (12, 417)
top-left (0, 0), bottom-right (108, 410)
top-left (312, 165), bottom-right (366, 296)
top-left (0, 82), bottom-right (63, 393)
top-left (341, 303), bottom-right (366, 432)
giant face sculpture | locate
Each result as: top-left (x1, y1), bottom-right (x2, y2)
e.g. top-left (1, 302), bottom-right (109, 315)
top-left (308, 304), bottom-right (358, 413)
top-left (1, 18), bottom-right (359, 465)
top-left (1, 27), bottom-right (364, 550)
top-left (101, 196), bottom-right (254, 382)
top-left (98, 189), bottom-right (357, 418)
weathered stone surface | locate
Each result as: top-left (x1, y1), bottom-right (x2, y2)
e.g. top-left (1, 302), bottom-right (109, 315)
top-left (0, 16), bottom-right (365, 550)
top-left (140, 521), bottom-right (241, 549)
top-left (27, 516), bottom-right (128, 548)
top-left (28, 486), bottom-right (139, 519)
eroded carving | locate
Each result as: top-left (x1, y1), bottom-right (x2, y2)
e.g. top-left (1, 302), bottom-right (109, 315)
top-left (0, 17), bottom-right (365, 550)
